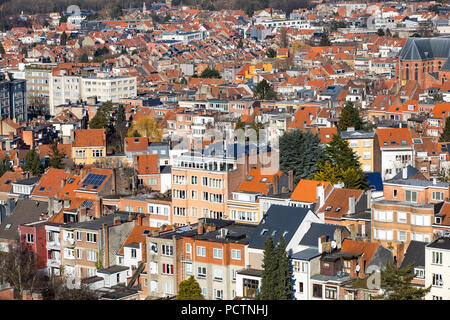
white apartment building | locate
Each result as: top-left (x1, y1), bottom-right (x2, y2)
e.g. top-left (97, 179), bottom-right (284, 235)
top-left (425, 237), bottom-right (450, 300)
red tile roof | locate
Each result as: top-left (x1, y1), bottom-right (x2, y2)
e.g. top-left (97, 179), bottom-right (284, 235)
top-left (73, 129), bottom-right (106, 147)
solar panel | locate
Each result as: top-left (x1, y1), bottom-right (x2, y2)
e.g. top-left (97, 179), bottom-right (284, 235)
top-left (67, 178), bottom-right (75, 184)
top-left (83, 174), bottom-right (107, 186)
top-left (81, 200), bottom-right (94, 208)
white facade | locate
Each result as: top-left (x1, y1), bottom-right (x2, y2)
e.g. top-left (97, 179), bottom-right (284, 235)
top-left (380, 148), bottom-right (414, 180)
top-left (425, 242), bottom-right (450, 300)
top-left (45, 224), bottom-right (61, 276)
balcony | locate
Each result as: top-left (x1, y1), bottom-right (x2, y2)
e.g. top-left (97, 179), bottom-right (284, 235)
top-left (47, 258), bottom-right (60, 268)
top-left (46, 240), bottom-right (60, 251)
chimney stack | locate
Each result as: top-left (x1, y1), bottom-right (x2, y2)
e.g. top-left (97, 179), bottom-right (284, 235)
top-left (348, 196), bottom-right (355, 215)
top-left (102, 223), bottom-right (109, 267)
top-left (94, 197), bottom-right (102, 218)
top-left (318, 234), bottom-right (327, 254)
top-left (113, 216), bottom-right (121, 225)
top-left (272, 173), bottom-right (279, 195)
top-left (137, 214), bottom-right (142, 226)
top-left (316, 184), bottom-right (325, 208)
top-left (128, 212), bottom-right (133, 222)
top-left (288, 170), bottom-right (294, 192)
top-left (197, 219), bottom-right (205, 234)
top-left (61, 178), bottom-right (66, 190)
top-left (402, 167), bottom-right (408, 180)
top-left (334, 228), bottom-right (342, 250)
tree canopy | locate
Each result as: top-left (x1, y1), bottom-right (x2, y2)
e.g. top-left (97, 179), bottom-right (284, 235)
top-left (200, 67), bottom-right (221, 78)
top-left (319, 32), bottom-right (331, 46)
top-left (338, 101), bottom-right (364, 131)
top-left (48, 139), bottom-right (65, 169)
top-left (177, 276), bottom-right (204, 300)
top-left (127, 116), bottom-right (162, 142)
top-left (376, 262), bottom-right (430, 300)
top-left (254, 79), bottom-right (277, 100)
top-left (266, 48), bottom-right (277, 58)
top-left (23, 148), bottom-right (43, 176)
top-left (279, 129), bottom-right (324, 184)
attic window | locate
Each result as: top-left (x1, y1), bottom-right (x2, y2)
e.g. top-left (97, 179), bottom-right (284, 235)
top-left (391, 140), bottom-right (397, 145)
top-left (261, 229), bottom-right (268, 236)
top-left (335, 207), bottom-right (341, 212)
top-left (282, 231), bottom-right (288, 238)
top-left (401, 140), bottom-right (407, 145)
top-left (271, 230), bottom-right (277, 237)
top-left (134, 138), bottom-right (139, 142)
top-left (67, 178), bottom-right (74, 184)
top-left (383, 141), bottom-right (388, 146)
top-left (325, 206), bottom-right (332, 211)
top-left (435, 217), bottom-right (442, 224)
top-left (39, 186), bottom-right (45, 191)
top-left (247, 176), bottom-right (254, 181)
top-left (260, 177), bottom-right (268, 183)
top-left (5, 224), bottom-right (11, 229)
top-left (4, 180), bottom-right (11, 185)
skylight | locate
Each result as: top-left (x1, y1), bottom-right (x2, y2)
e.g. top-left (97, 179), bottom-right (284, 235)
top-left (4, 180), bottom-right (11, 185)
top-left (335, 207), bottom-right (341, 212)
top-left (260, 177), bottom-right (268, 183)
top-left (247, 176), bottom-right (254, 181)
top-left (5, 224), bottom-right (11, 229)
top-left (325, 206), bottom-right (332, 211)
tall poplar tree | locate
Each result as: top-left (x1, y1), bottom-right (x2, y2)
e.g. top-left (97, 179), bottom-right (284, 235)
top-left (257, 237), bottom-right (277, 300)
top-left (275, 236), bottom-right (291, 300)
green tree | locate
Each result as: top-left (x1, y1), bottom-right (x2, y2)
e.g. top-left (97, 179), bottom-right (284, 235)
top-left (439, 117), bottom-right (450, 142)
top-left (200, 67), bottom-right (221, 78)
top-left (338, 101), bottom-right (364, 131)
top-left (177, 276), bottom-right (204, 300)
top-left (0, 41), bottom-right (5, 55)
top-left (89, 101), bottom-right (113, 133)
top-left (312, 161), bottom-right (343, 185)
top-left (386, 28), bottom-right (392, 37)
top-left (376, 262), bottom-right (430, 300)
top-left (116, 104), bottom-right (127, 138)
top-left (59, 16), bottom-right (68, 24)
top-left (254, 79), bottom-right (277, 100)
top-left (266, 48), bottom-right (277, 58)
top-left (0, 155), bottom-right (12, 177)
top-left (60, 31), bottom-right (67, 46)
top-left (279, 130), bottom-right (324, 184)
top-left (237, 38), bottom-right (243, 49)
top-left (235, 117), bottom-right (245, 130)
top-left (274, 236), bottom-right (291, 300)
top-left (23, 148), bottom-right (43, 176)
top-left (257, 236), bottom-right (277, 300)
top-left (48, 139), bottom-right (65, 169)
top-left (377, 28), bottom-right (385, 36)
top-left (319, 32), bottom-right (331, 46)
top-left (163, 14), bottom-right (171, 22)
top-left (79, 53), bottom-right (89, 63)
top-left (320, 134), bottom-right (360, 170)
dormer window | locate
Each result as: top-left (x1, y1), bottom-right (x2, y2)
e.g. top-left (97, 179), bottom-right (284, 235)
top-left (335, 207), bottom-right (341, 212)
top-left (261, 228), bottom-right (268, 236)
top-left (435, 217), bottom-right (442, 225)
top-left (260, 177), bottom-right (268, 183)
top-left (325, 206), bottom-right (332, 211)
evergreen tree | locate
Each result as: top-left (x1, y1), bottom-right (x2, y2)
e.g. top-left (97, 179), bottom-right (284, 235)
top-left (235, 117), bottom-right (245, 131)
top-left (23, 149), bottom-right (43, 176)
top-left (319, 32), bottom-right (331, 46)
top-left (266, 48), bottom-right (277, 58)
top-left (79, 53), bottom-right (89, 63)
top-left (0, 155), bottom-right (12, 177)
top-left (275, 236), bottom-right (291, 300)
top-left (116, 104), bottom-right (127, 138)
top-left (338, 101), bottom-right (364, 131)
top-left (60, 31), bottom-right (68, 46)
top-left (48, 139), bottom-right (65, 169)
top-left (279, 130), bottom-right (324, 184)
top-left (0, 42), bottom-right (5, 55)
top-left (257, 236), bottom-right (277, 300)
top-left (177, 276), bottom-right (204, 300)
top-left (312, 161), bottom-right (343, 185)
top-left (439, 117), bottom-right (450, 142)
top-left (376, 262), bottom-right (430, 300)
top-left (386, 28), bottom-right (392, 37)
top-left (320, 134), bottom-right (360, 171)
top-left (200, 67), bottom-right (221, 79)
top-left (254, 79), bottom-right (277, 100)
top-left (377, 28), bottom-right (385, 36)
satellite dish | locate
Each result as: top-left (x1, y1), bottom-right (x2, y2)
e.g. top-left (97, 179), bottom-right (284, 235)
top-left (331, 240), bottom-right (337, 249)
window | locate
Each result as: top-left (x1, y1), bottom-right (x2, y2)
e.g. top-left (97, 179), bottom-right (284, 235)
top-left (432, 296), bottom-right (443, 300)
top-left (26, 233), bottom-right (34, 243)
top-left (325, 286), bottom-right (337, 300)
top-left (405, 190), bottom-right (417, 203)
top-left (299, 282), bottom-right (304, 293)
top-left (186, 263), bottom-right (192, 275)
top-left (313, 284), bottom-right (323, 298)
top-left (162, 263), bottom-right (174, 275)
top-left (76, 249), bottom-right (82, 259)
top-left (86, 232), bottom-right (97, 243)
top-left (87, 250), bottom-right (97, 262)
top-left (213, 248), bottom-right (223, 259)
top-left (191, 190), bottom-right (197, 200)
top-left (186, 243), bottom-right (192, 254)
top-left (243, 279), bottom-right (259, 298)
top-left (398, 230), bottom-right (407, 242)
top-left (191, 207), bottom-right (198, 217)
top-left (414, 268), bottom-right (424, 279)
top-left (191, 176), bottom-right (197, 185)
top-left (374, 210), bottom-right (393, 222)
top-left (432, 273), bottom-right (443, 287)
top-left (197, 246), bottom-right (206, 257)
top-left (432, 191), bottom-right (444, 201)
top-left (162, 245), bottom-right (173, 256)
top-left (76, 231), bottom-right (82, 241)
top-left (197, 266), bottom-right (206, 278)
top-left (411, 214), bottom-right (431, 226)
top-left (393, 189), bottom-right (397, 198)
top-left (214, 289), bottom-right (223, 300)
top-left (213, 268), bottom-right (223, 281)
top-left (432, 251), bottom-right (443, 265)
top-left (148, 178), bottom-right (157, 186)
top-left (131, 249), bottom-right (137, 258)
top-left (397, 211), bottom-right (407, 223)
top-left (231, 249), bottom-right (241, 260)
top-left (232, 269), bottom-right (237, 281)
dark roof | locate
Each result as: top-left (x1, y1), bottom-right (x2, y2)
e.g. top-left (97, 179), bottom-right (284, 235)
top-left (290, 247), bottom-right (321, 261)
top-left (0, 199), bottom-right (47, 240)
top-left (100, 288), bottom-right (139, 300)
top-left (399, 37), bottom-right (450, 61)
top-left (97, 265), bottom-right (130, 275)
top-left (427, 237), bottom-right (450, 250)
top-left (62, 212), bottom-right (138, 231)
top-left (160, 165), bottom-right (171, 174)
top-left (13, 176), bottom-right (40, 186)
top-left (236, 268), bottom-right (262, 277)
top-left (391, 165), bottom-right (421, 180)
top-left (365, 172), bottom-right (383, 191)
top-left (366, 245), bottom-right (394, 273)
top-left (299, 223), bottom-right (346, 247)
top-left (400, 240), bottom-right (427, 269)
top-left (248, 205), bottom-right (311, 249)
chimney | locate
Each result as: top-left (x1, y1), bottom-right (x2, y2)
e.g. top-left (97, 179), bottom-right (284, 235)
top-left (348, 196), bottom-right (355, 215)
top-left (102, 223), bottom-right (109, 267)
top-left (272, 173), bottom-right (279, 195)
top-left (94, 197), bottom-right (102, 218)
top-left (367, 189), bottom-right (371, 209)
top-left (334, 228), bottom-right (342, 250)
top-left (288, 170), bottom-right (294, 192)
top-left (402, 167), bottom-right (408, 180)
top-left (111, 167), bottom-right (117, 195)
top-left (433, 177), bottom-right (437, 185)
top-left (61, 178), bottom-right (66, 190)
top-left (316, 184), bottom-right (325, 208)
top-left (197, 219), bottom-right (205, 234)
top-left (128, 212), bottom-right (133, 222)
top-left (318, 234), bottom-right (327, 254)
top-left (137, 214), bottom-right (143, 226)
top-left (113, 216), bottom-right (121, 225)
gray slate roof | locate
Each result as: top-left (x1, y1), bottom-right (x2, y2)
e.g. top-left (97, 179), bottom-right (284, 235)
top-left (248, 204), bottom-right (311, 249)
top-left (427, 237), bottom-right (450, 250)
top-left (366, 245), bottom-right (394, 274)
top-left (290, 247), bottom-right (321, 261)
top-left (299, 223), bottom-right (347, 247)
top-left (400, 240), bottom-right (427, 269)
top-left (399, 37), bottom-right (450, 61)
top-left (0, 199), bottom-right (47, 240)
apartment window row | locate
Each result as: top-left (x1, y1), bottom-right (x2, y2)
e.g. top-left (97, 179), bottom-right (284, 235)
top-left (161, 245), bottom-right (174, 257)
top-left (230, 210), bottom-right (258, 222)
top-left (162, 263), bottom-right (174, 275)
top-left (202, 177), bottom-right (224, 189)
top-left (432, 191), bottom-right (445, 201)
top-left (202, 191), bottom-right (223, 203)
top-left (432, 273), bottom-right (443, 287)
top-left (148, 205), bottom-right (169, 216)
top-left (172, 175), bottom-right (186, 185)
